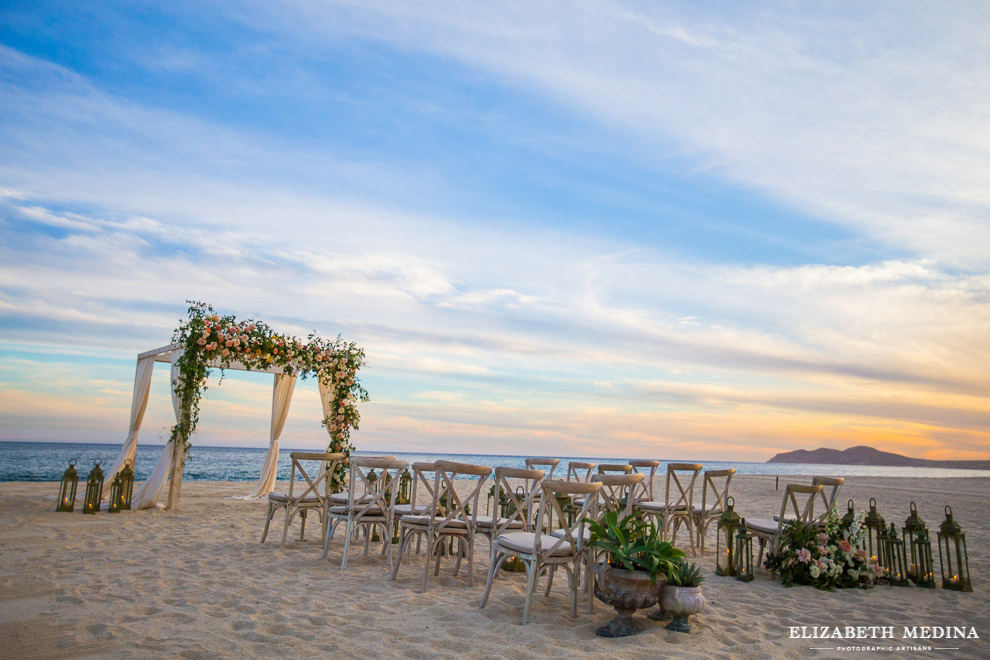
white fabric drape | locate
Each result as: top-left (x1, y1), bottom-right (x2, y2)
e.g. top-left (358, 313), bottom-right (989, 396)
top-left (132, 355), bottom-right (183, 509)
top-left (102, 356), bottom-right (156, 496)
top-left (238, 373), bottom-right (297, 499)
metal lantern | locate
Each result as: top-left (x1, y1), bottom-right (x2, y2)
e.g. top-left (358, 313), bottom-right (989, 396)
top-left (367, 468), bottom-right (378, 491)
top-left (734, 518), bottom-right (754, 582)
top-left (937, 506), bottom-right (972, 592)
top-left (883, 523), bottom-right (909, 586)
top-left (863, 497), bottom-right (886, 569)
top-left (840, 499), bottom-right (856, 535)
top-left (397, 470), bottom-right (412, 506)
top-left (902, 502), bottom-right (927, 579)
top-left (715, 496), bottom-right (742, 576)
top-left (82, 459), bottom-right (104, 514)
top-left (912, 528), bottom-right (936, 589)
top-left (108, 474), bottom-right (123, 513)
top-left (56, 459), bottom-right (79, 512)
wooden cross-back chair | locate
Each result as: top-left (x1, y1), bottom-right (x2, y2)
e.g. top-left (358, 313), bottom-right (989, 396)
top-left (327, 454), bottom-right (395, 507)
top-left (480, 479), bottom-right (602, 624)
top-left (812, 476), bottom-right (844, 515)
top-left (323, 456), bottom-right (409, 570)
top-left (389, 460), bottom-right (492, 592)
top-left (636, 462), bottom-right (703, 555)
top-left (691, 468), bottom-right (735, 552)
top-left (260, 452), bottom-right (344, 549)
top-left (524, 458), bottom-right (559, 481)
top-left (474, 467), bottom-right (544, 562)
top-left (748, 483), bottom-right (824, 567)
top-left (628, 459), bottom-right (659, 502)
top-left (592, 472), bottom-right (644, 518)
top-left (597, 463), bottom-right (632, 474)
top-left (566, 461), bottom-right (596, 482)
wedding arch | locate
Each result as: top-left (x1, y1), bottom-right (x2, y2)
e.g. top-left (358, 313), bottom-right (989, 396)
top-left (104, 302), bottom-right (368, 510)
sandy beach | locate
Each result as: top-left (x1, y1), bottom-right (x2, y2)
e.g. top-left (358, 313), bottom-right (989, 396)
top-left (1, 474), bottom-right (987, 659)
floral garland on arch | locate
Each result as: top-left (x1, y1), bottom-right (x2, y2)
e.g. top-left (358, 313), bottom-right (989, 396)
top-left (170, 301), bottom-right (369, 493)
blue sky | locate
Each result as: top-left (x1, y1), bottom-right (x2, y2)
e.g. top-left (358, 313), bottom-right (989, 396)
top-left (1, 1), bottom-right (988, 461)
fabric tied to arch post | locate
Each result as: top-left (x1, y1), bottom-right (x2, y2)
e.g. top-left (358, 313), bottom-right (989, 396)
top-left (132, 353), bottom-right (184, 509)
top-left (239, 372), bottom-right (297, 499)
top-left (102, 355), bottom-right (155, 497)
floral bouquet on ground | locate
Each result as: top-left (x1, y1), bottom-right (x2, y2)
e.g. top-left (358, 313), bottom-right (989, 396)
top-left (764, 510), bottom-right (880, 590)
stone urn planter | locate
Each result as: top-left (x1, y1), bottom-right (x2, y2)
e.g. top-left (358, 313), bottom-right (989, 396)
top-left (592, 563), bottom-right (665, 637)
top-left (660, 584), bottom-right (705, 633)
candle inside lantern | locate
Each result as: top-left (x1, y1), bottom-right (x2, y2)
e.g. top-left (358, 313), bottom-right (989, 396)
top-left (909, 563), bottom-right (918, 579)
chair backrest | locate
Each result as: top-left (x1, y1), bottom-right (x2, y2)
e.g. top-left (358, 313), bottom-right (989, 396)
top-left (524, 458), bottom-right (559, 481)
top-left (492, 467), bottom-right (545, 534)
top-left (811, 476), bottom-right (844, 514)
top-left (664, 463), bottom-right (703, 512)
top-left (346, 457), bottom-right (410, 518)
top-left (532, 479), bottom-right (602, 559)
top-left (408, 461), bottom-right (437, 511)
top-left (591, 472), bottom-right (644, 517)
top-left (428, 460), bottom-right (492, 533)
top-left (776, 484), bottom-right (824, 533)
top-left (699, 468), bottom-right (735, 515)
top-left (566, 461), bottom-right (596, 482)
top-left (597, 463), bottom-right (632, 474)
top-left (289, 452), bottom-right (345, 503)
top-left (628, 460), bottom-right (659, 501)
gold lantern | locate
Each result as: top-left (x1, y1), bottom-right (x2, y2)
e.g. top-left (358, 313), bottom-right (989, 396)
top-left (882, 523), bottom-right (909, 586)
top-left (863, 497), bottom-right (886, 570)
top-left (734, 519), bottom-right (754, 582)
top-left (912, 528), bottom-right (936, 589)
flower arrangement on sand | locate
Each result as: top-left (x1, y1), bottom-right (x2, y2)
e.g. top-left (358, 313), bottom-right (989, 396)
top-left (171, 301), bottom-right (368, 493)
top-left (764, 510), bottom-right (880, 590)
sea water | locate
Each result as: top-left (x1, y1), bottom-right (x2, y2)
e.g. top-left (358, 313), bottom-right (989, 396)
top-left (3, 441), bottom-right (989, 482)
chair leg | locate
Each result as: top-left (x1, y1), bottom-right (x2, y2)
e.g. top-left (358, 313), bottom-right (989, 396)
top-left (566, 563), bottom-right (578, 617)
top-left (421, 536), bottom-right (436, 592)
top-left (544, 566), bottom-right (555, 597)
top-left (340, 517), bottom-right (353, 570)
top-left (686, 517), bottom-right (697, 556)
top-left (389, 528), bottom-right (410, 582)
top-left (280, 506), bottom-right (292, 549)
top-left (480, 550), bottom-right (507, 609)
top-left (522, 560), bottom-right (539, 625)
top-left (757, 537), bottom-right (767, 567)
top-left (260, 502), bottom-right (275, 543)
top-left (299, 509), bottom-right (308, 542)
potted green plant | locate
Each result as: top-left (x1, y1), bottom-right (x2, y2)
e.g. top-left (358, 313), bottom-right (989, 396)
top-left (585, 511), bottom-right (686, 637)
top-left (659, 562), bottom-right (706, 632)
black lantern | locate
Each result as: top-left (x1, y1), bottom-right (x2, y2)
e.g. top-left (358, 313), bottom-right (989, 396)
top-left (82, 459), bottom-right (104, 514)
top-left (367, 468), bottom-right (378, 491)
top-left (108, 459), bottom-right (135, 513)
top-left (937, 506), bottom-right (972, 592)
top-left (56, 459), bottom-right (79, 512)
top-left (840, 499), bottom-right (856, 535)
top-left (715, 496), bottom-right (742, 576)
top-left (883, 523), bottom-right (909, 586)
top-left (397, 470), bottom-right (412, 506)
top-left (902, 502), bottom-right (926, 581)
top-left (734, 519), bottom-right (754, 582)
top-left (863, 497), bottom-right (886, 570)
top-left (912, 528), bottom-right (936, 589)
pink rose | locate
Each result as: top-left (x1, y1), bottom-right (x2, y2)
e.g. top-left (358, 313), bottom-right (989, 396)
top-left (197, 338), bottom-right (206, 346)
top-left (221, 348), bottom-right (229, 357)
top-left (796, 548), bottom-right (811, 563)
top-left (817, 533), bottom-right (829, 545)
top-left (838, 540), bottom-right (852, 552)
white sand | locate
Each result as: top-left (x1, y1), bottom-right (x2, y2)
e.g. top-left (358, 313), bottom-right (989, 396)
top-left (1, 475), bottom-right (987, 659)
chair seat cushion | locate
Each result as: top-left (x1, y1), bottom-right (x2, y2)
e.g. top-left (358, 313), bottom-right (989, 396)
top-left (745, 518), bottom-right (779, 534)
top-left (636, 502), bottom-right (689, 513)
top-left (473, 515), bottom-right (524, 529)
top-left (328, 505), bottom-right (384, 516)
top-left (268, 492), bottom-right (321, 503)
top-left (329, 492), bottom-right (375, 504)
top-left (549, 527), bottom-right (591, 542)
top-left (399, 514), bottom-right (468, 529)
top-left (497, 532), bottom-right (573, 556)
top-left (394, 503), bottom-right (427, 515)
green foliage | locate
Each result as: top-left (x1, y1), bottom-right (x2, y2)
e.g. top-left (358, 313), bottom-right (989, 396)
top-left (667, 562), bottom-right (705, 588)
top-left (170, 301), bottom-right (369, 493)
top-left (584, 510), bottom-right (686, 583)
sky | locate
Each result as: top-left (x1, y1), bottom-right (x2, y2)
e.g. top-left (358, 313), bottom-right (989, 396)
top-left (0, 1), bottom-right (988, 462)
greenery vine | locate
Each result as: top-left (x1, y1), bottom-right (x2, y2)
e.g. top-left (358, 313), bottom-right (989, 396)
top-left (169, 301), bottom-right (369, 492)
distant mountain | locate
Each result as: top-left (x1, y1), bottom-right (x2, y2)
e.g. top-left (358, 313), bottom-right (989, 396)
top-left (767, 445), bottom-right (990, 470)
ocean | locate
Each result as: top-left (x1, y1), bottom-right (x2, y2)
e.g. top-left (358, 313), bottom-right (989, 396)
top-left (3, 441), bottom-right (989, 482)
